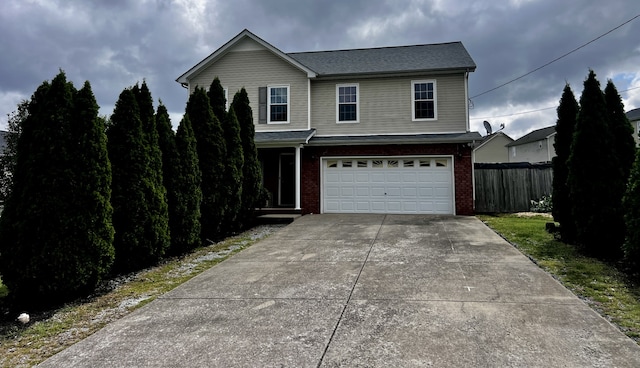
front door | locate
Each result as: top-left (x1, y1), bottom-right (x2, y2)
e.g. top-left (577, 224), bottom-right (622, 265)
top-left (278, 153), bottom-right (295, 206)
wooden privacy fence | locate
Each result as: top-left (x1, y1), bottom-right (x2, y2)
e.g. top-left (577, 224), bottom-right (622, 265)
top-left (474, 162), bottom-right (553, 213)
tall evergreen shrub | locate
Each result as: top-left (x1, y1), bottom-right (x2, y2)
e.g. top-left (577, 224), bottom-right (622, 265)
top-left (108, 87), bottom-right (167, 273)
top-left (552, 84), bottom-right (579, 242)
top-left (207, 77), bottom-right (226, 123)
top-left (231, 88), bottom-right (264, 227)
top-left (0, 72), bottom-right (114, 305)
top-left (186, 87), bottom-right (227, 241)
top-left (172, 115), bottom-right (203, 252)
top-left (567, 70), bottom-right (621, 259)
top-left (623, 148), bottom-right (640, 269)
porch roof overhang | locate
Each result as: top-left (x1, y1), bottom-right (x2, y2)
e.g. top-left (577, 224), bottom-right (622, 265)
top-left (305, 131), bottom-right (482, 146)
top-left (255, 129), bottom-right (317, 148)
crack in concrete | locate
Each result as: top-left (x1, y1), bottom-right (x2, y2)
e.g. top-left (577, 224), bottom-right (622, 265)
top-left (316, 214), bottom-right (386, 367)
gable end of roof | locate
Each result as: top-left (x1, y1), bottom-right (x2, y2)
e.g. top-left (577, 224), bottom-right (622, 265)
top-left (176, 29), bottom-right (317, 85)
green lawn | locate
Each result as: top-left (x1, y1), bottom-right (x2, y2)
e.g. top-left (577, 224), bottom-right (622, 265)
top-left (478, 214), bottom-right (640, 343)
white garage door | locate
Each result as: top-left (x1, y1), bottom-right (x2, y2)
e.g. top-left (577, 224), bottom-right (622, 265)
top-left (322, 157), bottom-right (454, 214)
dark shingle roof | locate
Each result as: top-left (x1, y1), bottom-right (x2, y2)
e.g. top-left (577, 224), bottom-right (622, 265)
top-left (255, 129), bottom-right (316, 146)
top-left (627, 108), bottom-right (640, 121)
top-left (507, 126), bottom-right (556, 147)
top-left (288, 42), bottom-right (476, 76)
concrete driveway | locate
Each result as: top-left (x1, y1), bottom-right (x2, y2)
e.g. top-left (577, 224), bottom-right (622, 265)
top-left (39, 214), bottom-right (640, 367)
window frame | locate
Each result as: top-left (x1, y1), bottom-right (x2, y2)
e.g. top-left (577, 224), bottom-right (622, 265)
top-left (411, 80), bottom-right (437, 121)
top-left (336, 83), bottom-right (360, 123)
top-left (267, 85), bottom-right (290, 124)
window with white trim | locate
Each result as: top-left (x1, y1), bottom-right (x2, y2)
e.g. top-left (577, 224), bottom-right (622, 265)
top-left (336, 84), bottom-right (359, 123)
top-left (268, 85), bottom-right (289, 123)
top-left (412, 80), bottom-right (437, 120)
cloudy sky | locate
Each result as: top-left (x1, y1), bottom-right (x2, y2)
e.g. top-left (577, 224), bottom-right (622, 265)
top-left (1, 0), bottom-right (639, 139)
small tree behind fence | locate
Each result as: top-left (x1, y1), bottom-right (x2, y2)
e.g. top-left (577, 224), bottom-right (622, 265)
top-left (474, 162), bottom-right (553, 213)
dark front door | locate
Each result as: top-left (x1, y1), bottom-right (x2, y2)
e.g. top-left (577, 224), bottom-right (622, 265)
top-left (279, 153), bottom-right (295, 206)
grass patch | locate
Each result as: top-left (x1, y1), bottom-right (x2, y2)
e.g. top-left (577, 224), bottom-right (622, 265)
top-left (0, 224), bottom-right (284, 368)
top-left (478, 213), bottom-right (640, 343)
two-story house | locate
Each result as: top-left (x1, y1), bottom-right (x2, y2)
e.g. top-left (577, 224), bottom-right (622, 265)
top-left (176, 30), bottom-right (479, 215)
top-left (506, 126), bottom-right (556, 163)
top-left (473, 131), bottom-right (514, 163)
top-left (627, 107), bottom-right (640, 146)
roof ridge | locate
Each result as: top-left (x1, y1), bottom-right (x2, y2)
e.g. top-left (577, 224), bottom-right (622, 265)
top-left (287, 41), bottom-right (463, 55)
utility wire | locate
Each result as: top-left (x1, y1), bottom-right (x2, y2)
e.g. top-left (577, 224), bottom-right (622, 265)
top-left (470, 13), bottom-right (640, 99)
top-left (471, 85), bottom-right (640, 120)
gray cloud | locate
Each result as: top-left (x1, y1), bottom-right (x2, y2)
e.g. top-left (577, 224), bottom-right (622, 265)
top-left (1, 0), bottom-right (638, 139)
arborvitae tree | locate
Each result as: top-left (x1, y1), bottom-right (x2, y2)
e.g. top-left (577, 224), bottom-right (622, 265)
top-left (132, 82), bottom-right (171, 256)
top-left (567, 70), bottom-right (622, 259)
top-left (604, 80), bottom-right (636, 251)
top-left (604, 80), bottom-right (636, 181)
top-left (623, 149), bottom-right (640, 270)
top-left (0, 72), bottom-right (114, 306)
top-left (552, 84), bottom-right (579, 242)
top-left (108, 88), bottom-right (167, 273)
top-left (232, 88), bottom-right (264, 228)
top-left (0, 100), bottom-right (27, 202)
top-left (186, 87), bottom-right (227, 241)
top-left (155, 103), bottom-right (182, 255)
top-left (172, 115), bottom-right (202, 253)
top-left (220, 107), bottom-right (244, 232)
top-left (207, 77), bottom-right (226, 123)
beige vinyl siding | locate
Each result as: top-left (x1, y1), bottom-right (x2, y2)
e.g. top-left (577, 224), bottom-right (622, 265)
top-left (311, 74), bottom-right (467, 136)
top-left (188, 46), bottom-right (309, 132)
top-left (474, 134), bottom-right (513, 163)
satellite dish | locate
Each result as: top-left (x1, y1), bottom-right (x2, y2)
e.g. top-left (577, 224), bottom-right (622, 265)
top-left (483, 120), bottom-right (492, 136)
top-left (499, 123), bottom-right (505, 131)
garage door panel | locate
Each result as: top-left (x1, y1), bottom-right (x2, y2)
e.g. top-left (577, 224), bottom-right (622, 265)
top-left (371, 187), bottom-right (385, 197)
top-left (341, 173), bottom-right (355, 182)
top-left (323, 157), bottom-right (453, 214)
top-left (371, 173), bottom-right (385, 183)
top-left (356, 201), bottom-right (371, 211)
top-left (341, 187), bottom-right (354, 196)
top-left (386, 173), bottom-right (401, 183)
top-left (356, 173), bottom-right (370, 182)
top-left (386, 187), bottom-right (402, 196)
top-left (371, 201), bottom-right (386, 211)
top-left (355, 187), bottom-right (370, 197)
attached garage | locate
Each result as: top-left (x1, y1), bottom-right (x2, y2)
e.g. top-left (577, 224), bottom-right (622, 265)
top-left (322, 156), bottom-right (454, 214)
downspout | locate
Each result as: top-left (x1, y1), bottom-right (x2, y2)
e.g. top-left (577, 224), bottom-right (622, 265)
top-left (465, 71), bottom-right (470, 132)
top-left (295, 144), bottom-right (302, 210)
top-left (471, 139), bottom-right (476, 213)
top-left (307, 79), bottom-right (312, 130)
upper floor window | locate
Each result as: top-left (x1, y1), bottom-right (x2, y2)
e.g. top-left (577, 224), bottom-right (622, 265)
top-left (268, 85), bottom-right (289, 123)
top-left (412, 80), bottom-right (437, 121)
top-left (336, 84), bottom-right (359, 123)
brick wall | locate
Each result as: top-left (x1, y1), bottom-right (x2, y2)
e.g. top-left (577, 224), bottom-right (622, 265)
top-left (300, 143), bottom-right (474, 215)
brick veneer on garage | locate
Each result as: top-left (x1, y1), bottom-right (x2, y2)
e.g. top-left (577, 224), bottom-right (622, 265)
top-left (300, 143), bottom-right (474, 215)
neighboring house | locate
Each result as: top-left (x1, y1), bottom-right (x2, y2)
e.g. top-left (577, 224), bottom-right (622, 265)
top-left (473, 131), bottom-right (514, 163)
top-left (506, 126), bottom-right (556, 163)
top-left (627, 107), bottom-right (640, 146)
top-left (176, 29), bottom-right (479, 215)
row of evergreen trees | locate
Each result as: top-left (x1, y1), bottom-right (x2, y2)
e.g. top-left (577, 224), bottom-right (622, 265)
top-left (0, 71), bottom-right (263, 307)
top-left (552, 70), bottom-right (639, 269)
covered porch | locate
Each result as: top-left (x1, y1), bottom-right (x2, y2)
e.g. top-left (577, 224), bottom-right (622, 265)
top-left (255, 129), bottom-right (316, 214)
